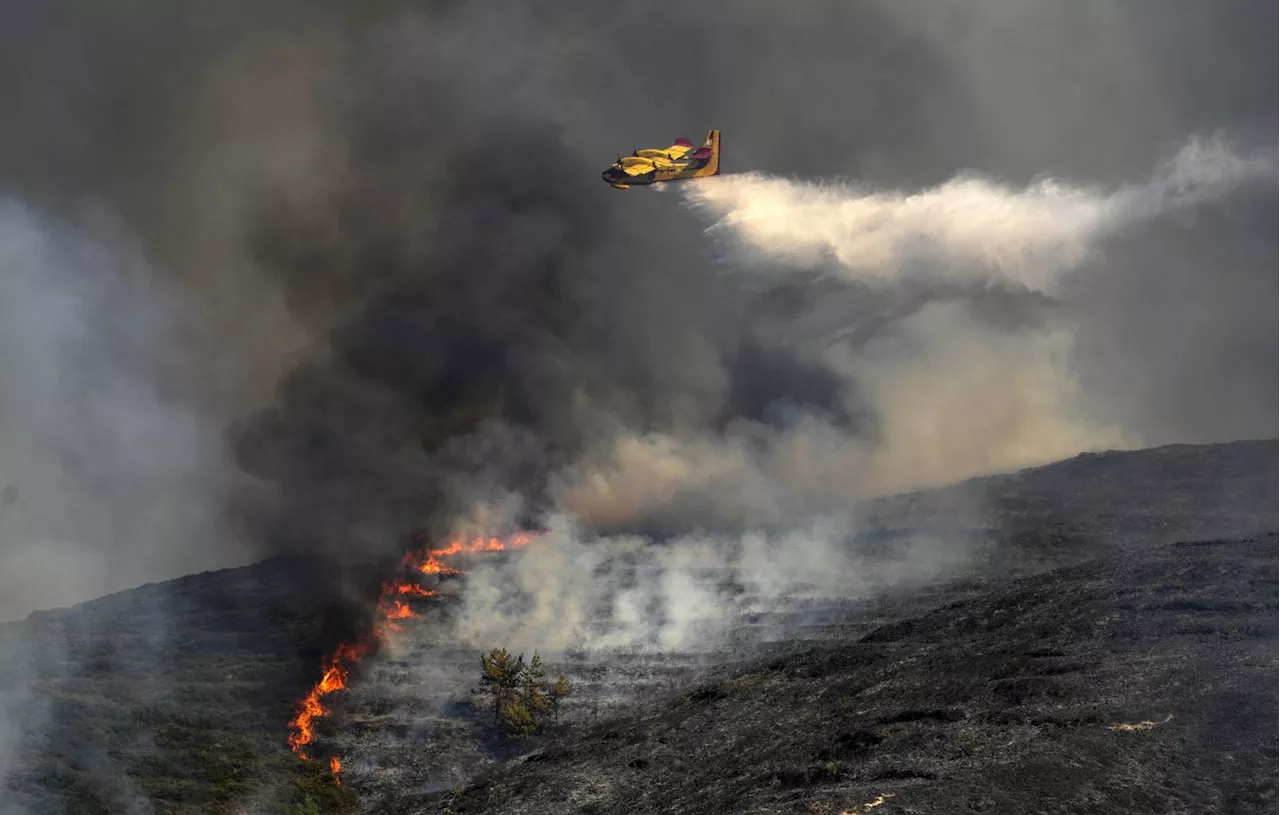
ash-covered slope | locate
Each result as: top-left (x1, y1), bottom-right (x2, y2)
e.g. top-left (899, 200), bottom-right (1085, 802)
top-left (861, 438), bottom-right (1278, 569)
top-left (422, 534), bottom-right (1279, 815)
top-left (1, 439), bottom-right (1274, 815)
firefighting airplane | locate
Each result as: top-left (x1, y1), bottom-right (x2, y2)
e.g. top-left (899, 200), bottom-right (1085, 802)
top-left (600, 129), bottom-right (721, 189)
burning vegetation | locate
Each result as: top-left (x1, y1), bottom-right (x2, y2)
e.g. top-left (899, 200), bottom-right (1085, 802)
top-left (287, 532), bottom-right (542, 782)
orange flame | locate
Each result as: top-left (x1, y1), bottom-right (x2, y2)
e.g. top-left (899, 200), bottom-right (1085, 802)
top-left (397, 583), bottom-right (435, 596)
top-left (287, 531), bottom-right (545, 781)
top-left (385, 599), bottom-right (415, 619)
top-left (405, 533), bottom-right (537, 576)
top-left (287, 642), bottom-right (367, 755)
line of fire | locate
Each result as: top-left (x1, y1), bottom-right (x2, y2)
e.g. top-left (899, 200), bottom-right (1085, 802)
top-left (286, 531), bottom-right (542, 784)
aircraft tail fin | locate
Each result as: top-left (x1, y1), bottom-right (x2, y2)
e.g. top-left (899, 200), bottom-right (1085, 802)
top-left (693, 130), bottom-right (720, 177)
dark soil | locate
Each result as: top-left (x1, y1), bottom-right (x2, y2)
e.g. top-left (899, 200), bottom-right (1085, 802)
top-left (1, 440), bottom-right (1275, 814)
top-left (418, 534), bottom-right (1278, 815)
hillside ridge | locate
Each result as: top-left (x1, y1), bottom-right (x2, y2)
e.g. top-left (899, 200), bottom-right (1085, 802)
top-left (1, 439), bottom-right (1275, 814)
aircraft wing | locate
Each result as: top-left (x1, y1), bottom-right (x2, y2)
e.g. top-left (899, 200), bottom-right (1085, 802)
top-left (616, 156), bottom-right (659, 176)
top-left (635, 138), bottom-right (695, 162)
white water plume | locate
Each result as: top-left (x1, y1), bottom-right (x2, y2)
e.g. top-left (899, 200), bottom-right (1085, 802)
top-left (683, 135), bottom-right (1274, 293)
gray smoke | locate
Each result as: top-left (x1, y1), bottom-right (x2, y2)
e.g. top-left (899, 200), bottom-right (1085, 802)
top-left (0, 198), bottom-right (246, 623)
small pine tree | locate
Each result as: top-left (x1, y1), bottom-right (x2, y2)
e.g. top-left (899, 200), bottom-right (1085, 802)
top-left (521, 651), bottom-right (550, 723)
top-left (479, 647), bottom-right (574, 737)
top-left (547, 674), bottom-right (572, 725)
top-left (479, 647), bottom-right (526, 725)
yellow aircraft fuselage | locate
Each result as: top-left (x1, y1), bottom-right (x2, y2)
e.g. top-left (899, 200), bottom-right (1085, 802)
top-left (601, 130), bottom-right (721, 189)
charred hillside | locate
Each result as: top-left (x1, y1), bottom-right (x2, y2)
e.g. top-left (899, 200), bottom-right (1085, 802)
top-left (861, 438), bottom-right (1279, 573)
top-left (0, 439), bottom-right (1275, 815)
top-left (428, 534), bottom-right (1277, 815)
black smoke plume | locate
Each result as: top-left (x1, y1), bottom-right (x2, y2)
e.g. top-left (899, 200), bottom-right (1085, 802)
top-left (225, 60), bottom-right (864, 562)
top-left (0, 0), bottom-right (1273, 614)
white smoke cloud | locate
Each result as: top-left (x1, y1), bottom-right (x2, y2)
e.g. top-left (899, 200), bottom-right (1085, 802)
top-left (547, 300), bottom-right (1126, 534)
top-left (827, 300), bottom-right (1127, 496)
top-left (683, 135), bottom-right (1273, 293)
top-left (431, 495), bottom-right (988, 667)
top-left (447, 513), bottom-right (874, 654)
